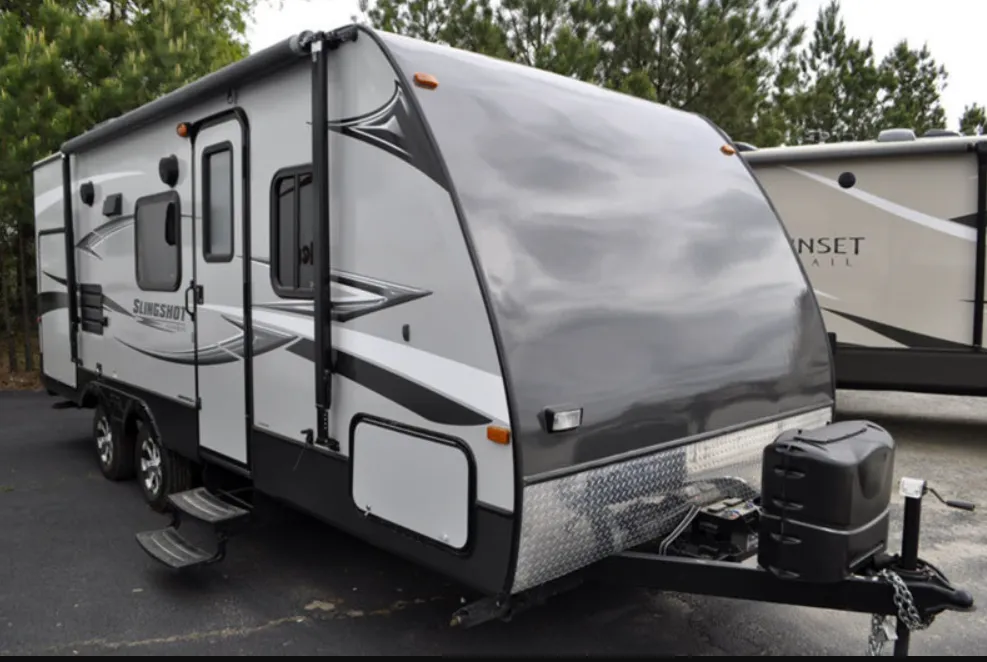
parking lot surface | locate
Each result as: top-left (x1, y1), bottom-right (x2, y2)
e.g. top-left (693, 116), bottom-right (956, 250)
top-left (1, 389), bottom-right (984, 656)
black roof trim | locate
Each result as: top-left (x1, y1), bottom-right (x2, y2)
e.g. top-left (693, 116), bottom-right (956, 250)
top-left (60, 30), bottom-right (317, 155)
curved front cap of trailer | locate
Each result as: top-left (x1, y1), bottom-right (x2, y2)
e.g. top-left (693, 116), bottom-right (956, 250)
top-left (378, 32), bottom-right (834, 593)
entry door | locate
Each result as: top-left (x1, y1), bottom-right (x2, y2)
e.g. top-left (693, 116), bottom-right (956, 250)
top-left (193, 121), bottom-right (248, 464)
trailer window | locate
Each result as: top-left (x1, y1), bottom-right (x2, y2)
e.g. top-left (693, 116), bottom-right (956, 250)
top-left (271, 166), bottom-right (315, 298)
top-left (134, 192), bottom-right (181, 292)
top-left (203, 143), bottom-right (234, 262)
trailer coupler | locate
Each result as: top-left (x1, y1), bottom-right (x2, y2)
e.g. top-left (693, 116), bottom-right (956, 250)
top-left (586, 476), bottom-right (975, 656)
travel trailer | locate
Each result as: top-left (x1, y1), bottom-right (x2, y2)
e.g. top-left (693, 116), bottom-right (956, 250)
top-left (743, 130), bottom-right (987, 396)
top-left (33, 25), bottom-right (973, 653)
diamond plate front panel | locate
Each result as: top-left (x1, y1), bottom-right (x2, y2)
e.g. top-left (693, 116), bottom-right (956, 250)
top-left (510, 406), bottom-right (833, 593)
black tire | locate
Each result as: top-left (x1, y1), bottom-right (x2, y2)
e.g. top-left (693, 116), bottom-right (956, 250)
top-left (94, 401), bottom-right (135, 481)
top-left (134, 417), bottom-right (192, 512)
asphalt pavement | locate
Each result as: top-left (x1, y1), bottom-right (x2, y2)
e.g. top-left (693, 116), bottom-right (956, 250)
top-left (0, 389), bottom-right (983, 656)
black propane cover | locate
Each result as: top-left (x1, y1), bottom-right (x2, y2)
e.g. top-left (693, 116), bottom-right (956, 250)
top-left (758, 419), bottom-right (896, 583)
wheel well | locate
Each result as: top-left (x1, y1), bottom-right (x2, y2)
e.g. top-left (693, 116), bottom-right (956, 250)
top-left (80, 386), bottom-right (99, 409)
top-left (123, 406), bottom-right (147, 447)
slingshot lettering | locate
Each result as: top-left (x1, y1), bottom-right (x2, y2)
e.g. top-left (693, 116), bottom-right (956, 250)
top-left (133, 298), bottom-right (188, 322)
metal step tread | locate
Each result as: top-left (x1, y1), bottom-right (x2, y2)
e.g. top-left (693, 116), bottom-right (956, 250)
top-left (168, 487), bottom-right (249, 524)
top-left (136, 527), bottom-right (214, 569)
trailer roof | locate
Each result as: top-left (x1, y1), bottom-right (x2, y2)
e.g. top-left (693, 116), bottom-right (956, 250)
top-left (743, 133), bottom-right (987, 165)
top-left (59, 30), bottom-right (318, 155)
top-left (31, 152), bottom-right (62, 170)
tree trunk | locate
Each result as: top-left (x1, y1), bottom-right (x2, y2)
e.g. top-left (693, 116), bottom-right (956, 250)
top-left (18, 220), bottom-right (33, 372)
top-left (0, 240), bottom-right (17, 371)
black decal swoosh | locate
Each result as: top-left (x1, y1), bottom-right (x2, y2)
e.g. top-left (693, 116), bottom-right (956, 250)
top-left (42, 271), bottom-right (68, 287)
top-left (38, 291), bottom-right (70, 316)
top-left (286, 338), bottom-right (490, 426)
top-left (103, 296), bottom-right (133, 317)
top-left (950, 213), bottom-right (979, 229)
top-left (328, 81), bottom-right (449, 192)
top-left (823, 308), bottom-right (970, 350)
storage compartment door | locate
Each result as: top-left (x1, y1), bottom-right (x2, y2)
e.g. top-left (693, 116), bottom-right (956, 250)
top-left (351, 419), bottom-right (473, 550)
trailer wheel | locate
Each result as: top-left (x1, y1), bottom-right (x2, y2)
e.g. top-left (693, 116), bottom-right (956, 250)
top-left (94, 402), bottom-right (135, 481)
top-left (134, 418), bottom-right (192, 512)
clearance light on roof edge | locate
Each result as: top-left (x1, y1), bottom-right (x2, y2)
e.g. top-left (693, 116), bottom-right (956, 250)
top-left (720, 144), bottom-right (736, 155)
top-left (413, 72), bottom-right (439, 90)
top-left (176, 122), bottom-right (189, 138)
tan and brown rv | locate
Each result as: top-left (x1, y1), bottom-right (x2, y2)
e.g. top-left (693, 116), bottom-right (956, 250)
top-left (743, 129), bottom-right (987, 395)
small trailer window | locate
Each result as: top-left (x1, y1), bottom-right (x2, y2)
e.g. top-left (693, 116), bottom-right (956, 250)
top-left (203, 142), bottom-right (234, 262)
top-left (134, 191), bottom-right (181, 292)
top-left (270, 166), bottom-right (315, 298)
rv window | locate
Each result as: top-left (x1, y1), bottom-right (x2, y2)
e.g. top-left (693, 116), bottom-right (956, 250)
top-left (271, 167), bottom-right (315, 298)
top-left (203, 143), bottom-right (234, 262)
top-left (134, 192), bottom-right (181, 292)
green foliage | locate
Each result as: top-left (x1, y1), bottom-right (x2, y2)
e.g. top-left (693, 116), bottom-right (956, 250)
top-left (361, 0), bottom-right (981, 147)
top-left (959, 103), bottom-right (987, 136)
top-left (788, 0), bottom-right (880, 144)
top-left (875, 39), bottom-right (948, 136)
top-left (0, 0), bottom-right (267, 380)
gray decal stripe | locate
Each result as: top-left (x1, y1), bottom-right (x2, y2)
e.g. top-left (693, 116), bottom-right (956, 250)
top-left (253, 270), bottom-right (432, 323)
top-left (76, 214), bottom-right (135, 260)
top-left (787, 167), bottom-right (976, 242)
top-left (286, 338), bottom-right (491, 427)
top-left (115, 323), bottom-right (296, 366)
top-left (822, 308), bottom-right (970, 350)
top-left (117, 338), bottom-right (200, 365)
top-left (76, 212), bottom-right (195, 260)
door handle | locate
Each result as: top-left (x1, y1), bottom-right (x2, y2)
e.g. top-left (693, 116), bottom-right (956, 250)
top-left (184, 282), bottom-right (196, 320)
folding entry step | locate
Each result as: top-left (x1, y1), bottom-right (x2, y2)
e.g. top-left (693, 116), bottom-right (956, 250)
top-left (136, 527), bottom-right (217, 569)
top-left (169, 487), bottom-right (250, 525)
top-left (136, 487), bottom-right (251, 570)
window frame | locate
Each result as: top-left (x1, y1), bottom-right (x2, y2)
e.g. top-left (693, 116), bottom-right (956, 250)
top-left (269, 163), bottom-right (315, 300)
top-left (201, 141), bottom-right (235, 263)
top-left (133, 190), bottom-right (182, 293)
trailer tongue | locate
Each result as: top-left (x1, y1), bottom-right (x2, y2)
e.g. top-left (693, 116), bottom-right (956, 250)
top-left (450, 420), bottom-right (975, 657)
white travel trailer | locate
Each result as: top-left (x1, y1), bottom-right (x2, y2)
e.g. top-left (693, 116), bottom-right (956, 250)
top-left (742, 130), bottom-right (987, 396)
top-left (33, 25), bottom-right (973, 650)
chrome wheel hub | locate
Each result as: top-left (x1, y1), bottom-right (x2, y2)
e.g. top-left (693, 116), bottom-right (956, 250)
top-left (140, 437), bottom-right (162, 496)
top-left (96, 416), bottom-right (113, 466)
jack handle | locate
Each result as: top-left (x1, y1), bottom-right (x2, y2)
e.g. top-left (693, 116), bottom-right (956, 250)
top-left (926, 486), bottom-right (975, 512)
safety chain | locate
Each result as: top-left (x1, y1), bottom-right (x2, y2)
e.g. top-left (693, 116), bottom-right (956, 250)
top-left (866, 568), bottom-right (934, 656)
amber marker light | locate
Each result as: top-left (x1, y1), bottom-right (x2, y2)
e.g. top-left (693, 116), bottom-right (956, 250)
top-left (176, 122), bottom-right (190, 138)
top-left (487, 425), bottom-right (511, 445)
top-left (720, 144), bottom-right (736, 155)
top-left (413, 72), bottom-right (439, 90)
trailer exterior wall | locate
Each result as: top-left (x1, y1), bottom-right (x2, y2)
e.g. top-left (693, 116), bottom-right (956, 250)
top-left (34, 155), bottom-right (76, 392)
top-left (380, 32), bottom-right (835, 592)
top-left (748, 150), bottom-right (981, 349)
top-left (45, 27), bottom-right (520, 596)
top-left (242, 33), bottom-right (518, 594)
top-left (744, 137), bottom-right (987, 395)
